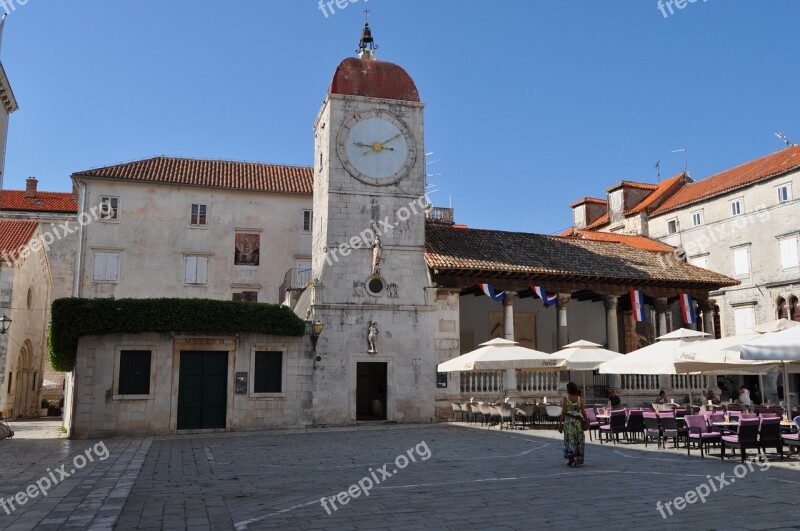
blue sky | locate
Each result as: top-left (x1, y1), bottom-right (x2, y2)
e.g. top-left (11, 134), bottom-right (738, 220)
top-left (3, 1), bottom-right (799, 234)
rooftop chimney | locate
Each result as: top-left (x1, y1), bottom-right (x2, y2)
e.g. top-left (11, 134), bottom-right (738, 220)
top-left (25, 177), bottom-right (38, 199)
top-left (71, 181), bottom-right (79, 201)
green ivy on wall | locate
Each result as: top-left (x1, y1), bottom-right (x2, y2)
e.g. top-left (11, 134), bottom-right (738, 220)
top-left (49, 298), bottom-right (306, 372)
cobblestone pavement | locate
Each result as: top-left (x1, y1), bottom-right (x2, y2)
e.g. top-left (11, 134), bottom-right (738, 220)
top-left (2, 421), bottom-right (800, 530)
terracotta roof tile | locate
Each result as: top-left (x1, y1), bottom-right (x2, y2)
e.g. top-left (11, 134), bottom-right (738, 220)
top-left (73, 157), bottom-right (313, 195)
top-left (624, 173), bottom-right (688, 215)
top-left (569, 197), bottom-right (608, 208)
top-left (606, 180), bottom-right (659, 193)
top-left (652, 145), bottom-right (800, 216)
top-left (1, 190), bottom-right (78, 213)
top-left (562, 229), bottom-right (676, 253)
top-left (0, 220), bottom-right (38, 261)
top-left (425, 223), bottom-right (736, 290)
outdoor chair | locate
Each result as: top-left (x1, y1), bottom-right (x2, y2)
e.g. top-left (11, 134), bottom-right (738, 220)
top-left (513, 407), bottom-right (531, 429)
top-left (625, 410), bottom-right (645, 442)
top-left (537, 403), bottom-right (549, 426)
top-left (758, 416), bottom-right (783, 459)
top-left (782, 416), bottom-right (800, 457)
top-left (685, 414), bottom-right (721, 458)
top-left (545, 405), bottom-right (562, 429)
top-left (585, 408), bottom-right (601, 441)
top-left (721, 418), bottom-right (760, 462)
top-left (498, 404), bottom-right (514, 430)
top-left (740, 413), bottom-right (758, 420)
top-left (479, 403), bottom-right (495, 427)
top-left (659, 412), bottom-right (685, 449)
top-left (451, 403), bottom-right (467, 422)
top-left (643, 411), bottom-right (662, 448)
top-left (468, 403), bottom-right (485, 425)
top-left (599, 410), bottom-right (626, 444)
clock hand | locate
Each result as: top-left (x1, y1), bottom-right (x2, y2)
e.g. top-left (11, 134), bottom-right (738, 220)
top-left (380, 133), bottom-right (402, 145)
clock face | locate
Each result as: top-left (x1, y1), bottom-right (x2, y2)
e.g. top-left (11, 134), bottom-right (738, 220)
top-left (337, 110), bottom-right (417, 186)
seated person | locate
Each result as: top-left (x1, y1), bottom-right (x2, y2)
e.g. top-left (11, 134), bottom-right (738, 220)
top-left (706, 389), bottom-right (720, 405)
top-left (656, 390), bottom-right (668, 404)
top-left (608, 389), bottom-right (622, 408)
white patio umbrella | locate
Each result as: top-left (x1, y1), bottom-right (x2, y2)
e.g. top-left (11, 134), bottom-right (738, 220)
top-left (741, 325), bottom-right (800, 414)
top-left (751, 318), bottom-right (800, 334)
top-left (437, 338), bottom-right (567, 372)
top-left (552, 340), bottom-right (622, 393)
top-left (598, 329), bottom-right (711, 404)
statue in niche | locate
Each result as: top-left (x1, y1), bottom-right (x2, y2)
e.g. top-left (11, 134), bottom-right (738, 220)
top-left (367, 320), bottom-right (379, 354)
top-left (371, 234), bottom-right (383, 275)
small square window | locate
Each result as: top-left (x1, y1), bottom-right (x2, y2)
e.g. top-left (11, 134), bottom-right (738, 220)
top-left (185, 255), bottom-right (209, 285)
top-left (302, 210), bottom-right (313, 232)
top-left (118, 350), bottom-right (152, 395)
top-left (191, 204), bottom-right (208, 226)
top-left (92, 252), bottom-right (120, 282)
top-left (667, 219), bottom-right (678, 234)
top-left (778, 185), bottom-right (792, 203)
top-left (730, 199), bottom-right (743, 217)
top-left (254, 351), bottom-right (282, 393)
top-left (691, 211), bottom-right (703, 227)
top-left (99, 196), bottom-right (119, 220)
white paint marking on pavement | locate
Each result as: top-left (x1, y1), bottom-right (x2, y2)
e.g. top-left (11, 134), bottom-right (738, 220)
top-left (613, 450), bottom-right (690, 462)
top-left (234, 499), bottom-right (321, 530)
top-left (204, 447), bottom-right (214, 462)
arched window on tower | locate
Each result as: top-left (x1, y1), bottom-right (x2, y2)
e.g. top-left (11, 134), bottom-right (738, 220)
top-left (790, 296), bottom-right (800, 323)
top-left (777, 297), bottom-right (788, 319)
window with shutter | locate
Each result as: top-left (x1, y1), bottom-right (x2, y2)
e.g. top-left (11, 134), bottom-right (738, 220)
top-left (118, 350), bottom-right (151, 395)
top-left (780, 237), bottom-right (799, 269)
top-left (254, 351), bottom-right (282, 393)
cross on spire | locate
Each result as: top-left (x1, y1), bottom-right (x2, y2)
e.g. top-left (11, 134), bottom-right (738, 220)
top-left (358, 11), bottom-right (378, 59)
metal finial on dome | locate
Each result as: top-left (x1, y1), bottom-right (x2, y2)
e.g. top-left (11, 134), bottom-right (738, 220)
top-left (358, 10), bottom-right (378, 60)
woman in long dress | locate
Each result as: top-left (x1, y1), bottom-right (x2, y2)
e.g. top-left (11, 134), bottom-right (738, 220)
top-left (558, 382), bottom-right (588, 468)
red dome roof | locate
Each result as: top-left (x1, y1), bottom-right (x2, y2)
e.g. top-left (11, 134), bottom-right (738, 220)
top-left (329, 57), bottom-right (420, 102)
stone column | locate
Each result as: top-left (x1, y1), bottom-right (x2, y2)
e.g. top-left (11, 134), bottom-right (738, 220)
top-left (654, 298), bottom-right (670, 338)
top-left (502, 292), bottom-right (517, 395)
top-left (603, 295), bottom-right (621, 392)
top-left (503, 291), bottom-right (516, 341)
top-left (698, 298), bottom-right (716, 338)
top-left (557, 294), bottom-right (571, 350)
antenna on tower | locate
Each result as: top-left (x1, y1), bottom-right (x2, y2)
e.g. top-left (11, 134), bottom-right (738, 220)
top-left (775, 132), bottom-right (795, 148)
top-left (672, 148), bottom-right (688, 174)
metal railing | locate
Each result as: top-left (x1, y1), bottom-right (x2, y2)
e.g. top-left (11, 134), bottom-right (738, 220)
top-left (425, 207), bottom-right (455, 224)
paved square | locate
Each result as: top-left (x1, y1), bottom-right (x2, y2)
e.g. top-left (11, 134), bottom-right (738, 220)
top-left (2, 420), bottom-right (800, 530)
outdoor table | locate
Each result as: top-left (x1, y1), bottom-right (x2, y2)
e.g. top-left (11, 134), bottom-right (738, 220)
top-left (712, 421), bottom-right (739, 434)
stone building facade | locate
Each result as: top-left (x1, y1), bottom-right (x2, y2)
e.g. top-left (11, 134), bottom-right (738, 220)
top-left (0, 221), bottom-right (52, 418)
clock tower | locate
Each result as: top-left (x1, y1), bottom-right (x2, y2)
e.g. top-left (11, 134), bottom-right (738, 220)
top-left (310, 23), bottom-right (436, 424)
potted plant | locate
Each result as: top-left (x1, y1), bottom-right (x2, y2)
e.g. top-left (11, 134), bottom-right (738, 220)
top-left (41, 399), bottom-right (49, 417)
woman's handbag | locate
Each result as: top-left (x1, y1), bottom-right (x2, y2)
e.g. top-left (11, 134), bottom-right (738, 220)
top-left (580, 416), bottom-right (590, 431)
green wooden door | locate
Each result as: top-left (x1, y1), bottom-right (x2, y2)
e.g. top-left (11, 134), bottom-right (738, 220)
top-left (178, 351), bottom-right (228, 430)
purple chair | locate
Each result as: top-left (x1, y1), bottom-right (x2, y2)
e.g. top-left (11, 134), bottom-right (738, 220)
top-left (585, 408), bottom-right (600, 441)
top-left (659, 411), bottom-right (685, 449)
top-left (708, 413), bottom-right (725, 433)
top-left (600, 410), bottom-right (626, 445)
top-left (643, 411), bottom-right (661, 448)
top-left (758, 416), bottom-right (783, 459)
top-left (685, 415), bottom-right (721, 458)
top-left (721, 418), bottom-right (760, 462)
top-left (625, 411), bottom-right (645, 442)
top-left (782, 416), bottom-right (800, 456)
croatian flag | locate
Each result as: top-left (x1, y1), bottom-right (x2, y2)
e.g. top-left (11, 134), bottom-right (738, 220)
top-left (680, 293), bottom-right (696, 325)
top-left (478, 283), bottom-right (505, 302)
top-left (532, 286), bottom-right (557, 307)
top-left (630, 290), bottom-right (647, 322)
